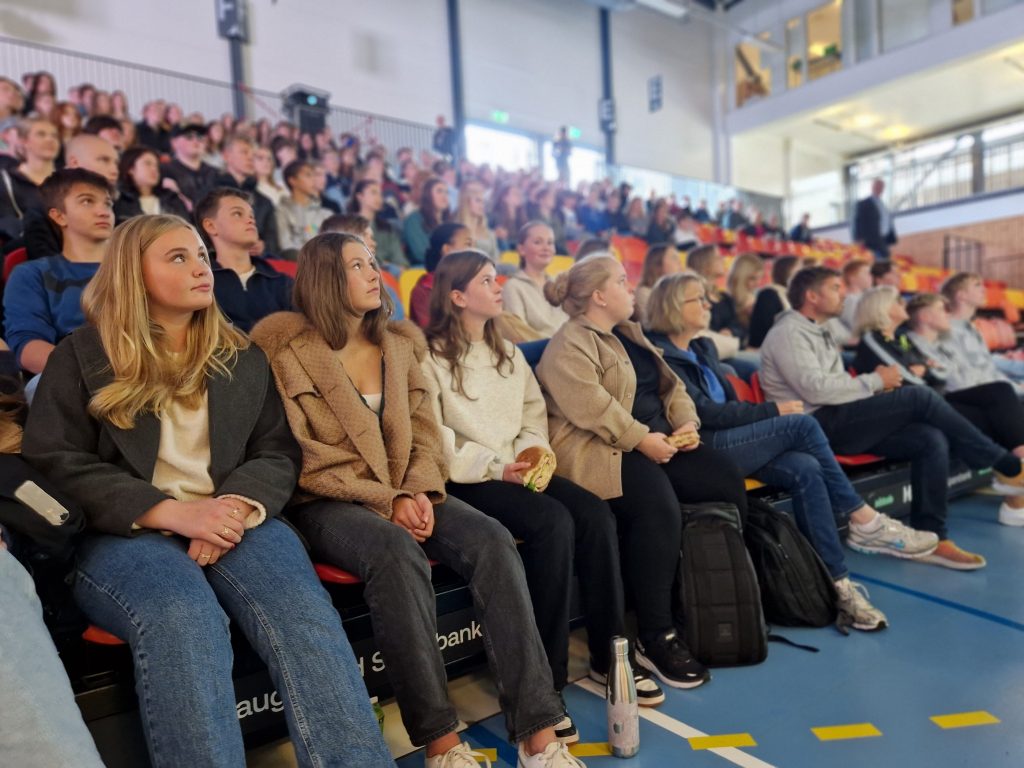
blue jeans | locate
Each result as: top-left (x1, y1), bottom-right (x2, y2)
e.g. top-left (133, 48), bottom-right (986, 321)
top-left (73, 518), bottom-right (394, 768)
top-left (706, 414), bottom-right (863, 579)
top-left (0, 549), bottom-right (105, 768)
top-left (289, 496), bottom-right (564, 746)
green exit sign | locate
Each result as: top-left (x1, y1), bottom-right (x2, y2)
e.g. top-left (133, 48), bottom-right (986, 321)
top-left (491, 110), bottom-right (510, 124)
top-left (568, 126), bottom-right (582, 140)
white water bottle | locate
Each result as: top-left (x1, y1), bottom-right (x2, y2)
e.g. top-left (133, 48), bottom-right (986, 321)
top-left (606, 636), bottom-right (639, 758)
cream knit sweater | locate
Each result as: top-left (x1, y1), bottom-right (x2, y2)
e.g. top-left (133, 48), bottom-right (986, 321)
top-left (421, 340), bottom-right (550, 484)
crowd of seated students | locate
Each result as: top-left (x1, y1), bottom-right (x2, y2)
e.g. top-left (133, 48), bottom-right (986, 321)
top-left (6, 66), bottom-right (1024, 768)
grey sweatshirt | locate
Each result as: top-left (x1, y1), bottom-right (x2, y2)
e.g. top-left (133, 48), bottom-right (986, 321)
top-left (759, 309), bottom-right (883, 412)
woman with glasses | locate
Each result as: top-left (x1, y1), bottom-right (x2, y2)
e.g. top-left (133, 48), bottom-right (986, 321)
top-left (644, 272), bottom-right (937, 632)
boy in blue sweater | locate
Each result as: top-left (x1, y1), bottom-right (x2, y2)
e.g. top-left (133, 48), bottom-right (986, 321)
top-left (4, 168), bottom-right (113, 374)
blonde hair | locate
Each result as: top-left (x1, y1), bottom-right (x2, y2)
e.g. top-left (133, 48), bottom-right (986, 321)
top-left (455, 181), bottom-right (491, 243)
top-left (727, 252), bottom-right (763, 316)
top-left (645, 271), bottom-right (705, 334)
top-left (83, 215), bottom-right (248, 430)
top-left (544, 254), bottom-right (619, 317)
top-left (854, 285), bottom-right (900, 335)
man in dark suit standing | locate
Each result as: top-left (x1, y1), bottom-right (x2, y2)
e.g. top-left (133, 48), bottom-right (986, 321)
top-left (853, 178), bottom-right (896, 261)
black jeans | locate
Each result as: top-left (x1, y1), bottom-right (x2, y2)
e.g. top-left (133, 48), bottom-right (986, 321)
top-left (289, 496), bottom-right (563, 746)
top-left (813, 386), bottom-right (1018, 539)
top-left (945, 381), bottom-right (1024, 450)
top-left (610, 444), bottom-right (747, 645)
top-left (447, 476), bottom-right (625, 686)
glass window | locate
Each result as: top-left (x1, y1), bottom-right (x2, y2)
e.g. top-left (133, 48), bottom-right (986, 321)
top-left (880, 0), bottom-right (931, 51)
top-left (786, 18), bottom-right (806, 89)
top-left (541, 141), bottom-right (606, 186)
top-left (735, 41), bottom-right (770, 107)
top-left (464, 124), bottom-right (538, 171)
top-left (806, 1), bottom-right (844, 81)
top-left (853, 0), bottom-right (876, 63)
top-left (953, 0), bottom-right (975, 24)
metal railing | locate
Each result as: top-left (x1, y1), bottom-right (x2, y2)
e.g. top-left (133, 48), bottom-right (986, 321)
top-left (0, 36), bottom-right (435, 157)
top-left (943, 233), bottom-right (984, 274)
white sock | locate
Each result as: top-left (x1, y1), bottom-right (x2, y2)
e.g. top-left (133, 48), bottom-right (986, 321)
top-left (851, 510), bottom-right (881, 532)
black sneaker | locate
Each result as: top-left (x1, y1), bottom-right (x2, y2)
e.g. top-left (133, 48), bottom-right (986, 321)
top-left (554, 693), bottom-right (579, 744)
top-left (588, 666), bottom-right (666, 707)
top-left (635, 630), bottom-right (710, 690)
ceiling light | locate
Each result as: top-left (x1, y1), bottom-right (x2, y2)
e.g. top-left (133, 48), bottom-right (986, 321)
top-left (852, 114), bottom-right (879, 129)
top-left (879, 125), bottom-right (912, 141)
top-left (636, 0), bottom-right (688, 19)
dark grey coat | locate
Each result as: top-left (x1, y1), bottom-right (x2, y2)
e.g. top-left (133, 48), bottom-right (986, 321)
top-left (22, 326), bottom-right (300, 536)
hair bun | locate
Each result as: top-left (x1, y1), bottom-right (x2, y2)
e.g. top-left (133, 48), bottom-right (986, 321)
top-left (543, 272), bottom-right (570, 307)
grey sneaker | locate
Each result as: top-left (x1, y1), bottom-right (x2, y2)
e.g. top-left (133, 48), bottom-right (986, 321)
top-left (835, 578), bottom-right (888, 631)
top-left (846, 513), bottom-right (938, 558)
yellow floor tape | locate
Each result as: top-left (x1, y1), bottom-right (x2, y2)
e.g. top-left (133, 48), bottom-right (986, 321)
top-left (569, 743), bottom-right (613, 757)
top-left (930, 711), bottom-right (1001, 729)
top-left (689, 733), bottom-right (758, 750)
top-left (812, 723), bottom-right (882, 741)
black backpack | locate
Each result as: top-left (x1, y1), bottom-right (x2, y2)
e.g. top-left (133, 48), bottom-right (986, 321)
top-left (744, 497), bottom-right (838, 628)
top-left (675, 502), bottom-right (767, 667)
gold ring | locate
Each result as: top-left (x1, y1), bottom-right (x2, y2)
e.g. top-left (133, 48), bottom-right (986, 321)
top-left (200, 553), bottom-right (211, 560)
top-left (229, 508), bottom-right (239, 520)
top-left (222, 526), bottom-right (232, 538)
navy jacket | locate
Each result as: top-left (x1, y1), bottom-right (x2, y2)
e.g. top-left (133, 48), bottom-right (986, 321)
top-left (212, 256), bottom-right (293, 334)
top-left (648, 333), bottom-right (780, 430)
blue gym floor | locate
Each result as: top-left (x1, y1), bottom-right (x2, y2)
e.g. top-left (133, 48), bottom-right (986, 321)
top-left (392, 492), bottom-right (1024, 768)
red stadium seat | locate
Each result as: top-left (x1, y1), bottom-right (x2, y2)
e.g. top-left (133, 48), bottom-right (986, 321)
top-left (266, 258), bottom-right (297, 277)
top-left (83, 625), bottom-right (126, 646)
top-left (726, 374), bottom-right (755, 403)
top-left (3, 247), bottom-right (27, 282)
top-left (749, 372), bottom-right (766, 404)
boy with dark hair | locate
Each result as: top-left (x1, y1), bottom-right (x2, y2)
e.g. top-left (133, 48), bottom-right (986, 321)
top-left (82, 114), bottom-right (125, 153)
top-left (4, 168), bottom-right (113, 374)
top-left (214, 134), bottom-right (280, 254)
top-left (761, 266), bottom-right (1024, 570)
top-left (195, 188), bottom-right (292, 333)
top-left (275, 159), bottom-right (331, 256)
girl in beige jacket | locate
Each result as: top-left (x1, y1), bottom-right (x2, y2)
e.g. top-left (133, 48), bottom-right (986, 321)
top-left (252, 232), bottom-right (587, 768)
top-left (536, 256), bottom-right (748, 693)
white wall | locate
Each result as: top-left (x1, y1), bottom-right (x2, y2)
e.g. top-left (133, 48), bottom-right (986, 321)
top-left (247, 0), bottom-right (450, 125)
top-left (1, 0), bottom-right (450, 125)
top-left (611, 8), bottom-right (716, 180)
top-left (0, 0), bottom-right (724, 183)
top-left (461, 0), bottom-right (602, 145)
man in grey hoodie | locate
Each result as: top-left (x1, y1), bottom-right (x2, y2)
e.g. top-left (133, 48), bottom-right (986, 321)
top-left (761, 266), bottom-right (1024, 571)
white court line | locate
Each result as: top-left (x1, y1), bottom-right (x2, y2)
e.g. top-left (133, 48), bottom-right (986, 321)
top-left (573, 678), bottom-right (778, 768)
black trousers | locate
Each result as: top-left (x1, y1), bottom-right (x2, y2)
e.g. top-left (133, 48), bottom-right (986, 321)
top-left (946, 381), bottom-right (1024, 450)
top-left (609, 444), bottom-right (747, 644)
top-left (813, 386), bottom-right (1016, 538)
top-left (446, 475), bottom-right (625, 688)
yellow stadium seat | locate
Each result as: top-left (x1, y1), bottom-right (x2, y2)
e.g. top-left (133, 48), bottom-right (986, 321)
top-left (399, 268), bottom-right (426, 315)
top-left (545, 255), bottom-right (575, 276)
top-left (500, 250), bottom-right (519, 266)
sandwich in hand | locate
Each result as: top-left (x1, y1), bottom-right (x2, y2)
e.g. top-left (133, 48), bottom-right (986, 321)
top-left (516, 446), bottom-right (557, 492)
top-left (666, 430), bottom-right (700, 450)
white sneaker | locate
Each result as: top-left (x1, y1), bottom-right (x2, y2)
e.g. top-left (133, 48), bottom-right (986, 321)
top-left (834, 578), bottom-right (888, 632)
top-left (517, 741), bottom-right (585, 768)
top-left (999, 502), bottom-right (1024, 526)
top-left (425, 742), bottom-right (491, 768)
top-left (846, 513), bottom-right (938, 558)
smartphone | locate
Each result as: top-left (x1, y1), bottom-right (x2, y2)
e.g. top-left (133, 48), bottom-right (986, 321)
top-left (14, 480), bottom-right (70, 526)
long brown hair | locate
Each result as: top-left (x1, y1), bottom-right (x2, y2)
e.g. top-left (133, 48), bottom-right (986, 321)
top-left (83, 215), bottom-right (248, 429)
top-left (425, 250), bottom-right (514, 398)
top-left (419, 176), bottom-right (451, 232)
top-left (640, 243), bottom-right (675, 289)
top-left (292, 232), bottom-right (393, 350)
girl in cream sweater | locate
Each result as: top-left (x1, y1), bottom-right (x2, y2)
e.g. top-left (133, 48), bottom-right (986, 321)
top-left (422, 250), bottom-right (666, 740)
